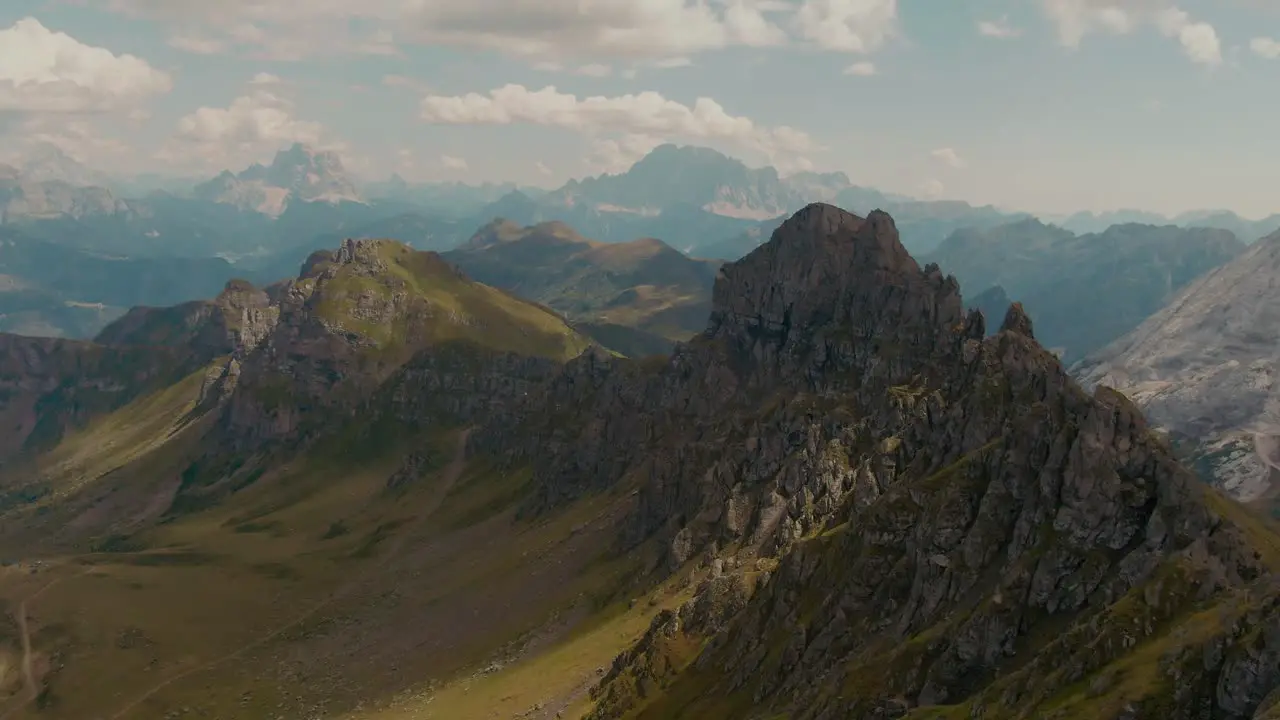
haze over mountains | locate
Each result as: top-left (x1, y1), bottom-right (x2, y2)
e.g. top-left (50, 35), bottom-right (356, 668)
top-left (6, 1), bottom-right (1280, 716)
top-left (2, 202), bottom-right (1279, 720)
top-left (4, 140), bottom-right (1278, 347)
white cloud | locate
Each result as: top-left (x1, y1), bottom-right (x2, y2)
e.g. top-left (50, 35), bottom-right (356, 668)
top-left (382, 74), bottom-right (433, 94)
top-left (1, 116), bottom-right (131, 167)
top-left (440, 154), bottom-right (468, 170)
top-left (167, 35), bottom-right (224, 54)
top-left (1154, 7), bottom-right (1221, 65)
top-left (1041, 0), bottom-right (1220, 65)
top-left (98, 0), bottom-right (898, 64)
top-left (650, 57), bottom-right (694, 69)
top-left (162, 89), bottom-right (331, 168)
top-left (419, 84), bottom-right (821, 168)
top-left (588, 134), bottom-right (663, 174)
top-left (1252, 37), bottom-right (1280, 58)
top-left (535, 161), bottom-right (553, 175)
top-left (793, 0), bottom-right (897, 53)
top-left (843, 61), bottom-right (877, 76)
top-left (919, 178), bottom-right (945, 198)
top-left (249, 72), bottom-right (282, 85)
top-left (930, 147), bottom-right (965, 169)
top-left (977, 16), bottom-right (1021, 38)
top-left (408, 0), bottom-right (788, 60)
top-left (0, 17), bottom-right (172, 113)
top-left (534, 61), bottom-right (615, 77)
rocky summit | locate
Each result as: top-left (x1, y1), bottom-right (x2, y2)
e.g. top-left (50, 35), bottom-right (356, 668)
top-left (0, 204), bottom-right (1277, 720)
top-left (476, 203), bottom-right (1280, 718)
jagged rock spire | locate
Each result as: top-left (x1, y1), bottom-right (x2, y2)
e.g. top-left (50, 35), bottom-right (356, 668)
top-left (1000, 301), bottom-right (1035, 338)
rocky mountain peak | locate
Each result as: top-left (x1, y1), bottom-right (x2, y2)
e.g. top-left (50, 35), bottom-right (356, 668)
top-left (705, 203), bottom-right (962, 366)
top-left (999, 300), bottom-right (1035, 337)
top-left (333, 237), bottom-right (388, 270)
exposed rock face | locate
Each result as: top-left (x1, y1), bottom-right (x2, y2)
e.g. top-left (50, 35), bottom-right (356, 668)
top-left (473, 203), bottom-right (1280, 717)
top-left (1074, 231), bottom-right (1280, 502)
top-left (476, 205), bottom-right (968, 561)
top-left (0, 280), bottom-right (281, 463)
top-left (215, 237), bottom-right (591, 451)
top-left (0, 178), bottom-right (121, 221)
top-left (0, 335), bottom-right (199, 459)
top-left (95, 279), bottom-right (280, 357)
top-left (192, 143), bottom-right (361, 215)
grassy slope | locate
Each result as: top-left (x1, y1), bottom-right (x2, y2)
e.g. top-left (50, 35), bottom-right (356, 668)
top-left (444, 223), bottom-right (717, 351)
top-left (0, 355), bottom-right (667, 720)
top-left (307, 240), bottom-right (593, 363)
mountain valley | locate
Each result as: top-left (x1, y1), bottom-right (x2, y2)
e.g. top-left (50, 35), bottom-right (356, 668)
top-left (1075, 229), bottom-right (1280, 509)
top-left (0, 203), bottom-right (1277, 719)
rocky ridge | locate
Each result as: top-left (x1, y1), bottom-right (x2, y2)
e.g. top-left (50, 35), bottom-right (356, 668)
top-left (443, 218), bottom-right (720, 353)
top-left (192, 143), bottom-right (362, 215)
top-left (469, 203), bottom-right (1280, 717)
top-left (204, 237), bottom-right (591, 458)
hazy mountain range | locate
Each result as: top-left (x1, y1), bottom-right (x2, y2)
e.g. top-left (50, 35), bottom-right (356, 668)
top-left (1, 203), bottom-right (1277, 718)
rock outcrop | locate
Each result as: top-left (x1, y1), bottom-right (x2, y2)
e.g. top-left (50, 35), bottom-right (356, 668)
top-left (0, 335), bottom-right (200, 460)
top-left (210, 237), bottom-right (591, 452)
top-left (472, 203), bottom-right (1280, 718)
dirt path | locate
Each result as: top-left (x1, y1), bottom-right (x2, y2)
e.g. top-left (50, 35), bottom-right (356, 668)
top-left (0, 569), bottom-right (92, 720)
top-left (15, 600), bottom-right (32, 706)
top-left (104, 428), bottom-right (475, 720)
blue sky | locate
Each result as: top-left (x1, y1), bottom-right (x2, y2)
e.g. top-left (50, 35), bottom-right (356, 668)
top-left (0, 0), bottom-right (1278, 217)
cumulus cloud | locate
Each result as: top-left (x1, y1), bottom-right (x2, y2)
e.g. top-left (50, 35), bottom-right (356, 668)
top-left (96, 0), bottom-right (897, 64)
top-left (0, 17), bottom-right (172, 113)
top-left (419, 84), bottom-right (821, 169)
top-left (843, 61), bottom-right (877, 76)
top-left (440, 154), bottom-right (468, 170)
top-left (977, 16), bottom-right (1021, 38)
top-left (793, 0), bottom-right (897, 53)
top-left (930, 147), bottom-right (965, 169)
top-left (919, 178), bottom-right (945, 198)
top-left (249, 72), bottom-right (282, 85)
top-left (588, 134), bottom-right (664, 174)
top-left (1042, 0), bottom-right (1220, 65)
top-left (1154, 7), bottom-right (1221, 65)
top-left (534, 62), bottom-right (615, 77)
top-left (536, 161), bottom-right (553, 176)
top-left (1, 116), bottom-right (131, 166)
top-left (407, 0), bottom-right (789, 60)
top-left (1252, 37), bottom-right (1280, 58)
top-left (162, 89), bottom-right (331, 168)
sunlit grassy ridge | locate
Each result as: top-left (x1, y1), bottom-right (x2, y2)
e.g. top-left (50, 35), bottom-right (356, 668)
top-left (304, 239), bottom-right (592, 363)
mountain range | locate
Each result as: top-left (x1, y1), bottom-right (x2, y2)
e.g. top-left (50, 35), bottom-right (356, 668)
top-left (1075, 229), bottom-right (1280, 507)
top-left (927, 219), bottom-right (1246, 362)
top-left (0, 203), bottom-right (1277, 719)
top-left (444, 219), bottom-right (721, 356)
top-left (192, 143), bottom-right (363, 215)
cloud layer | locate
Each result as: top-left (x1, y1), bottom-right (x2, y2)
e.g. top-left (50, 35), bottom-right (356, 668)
top-left (0, 17), bottom-right (172, 113)
top-left (1043, 0), bottom-right (1221, 65)
top-left (419, 84), bottom-right (820, 171)
top-left (98, 0), bottom-right (897, 64)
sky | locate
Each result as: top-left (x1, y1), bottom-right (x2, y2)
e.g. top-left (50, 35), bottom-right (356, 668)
top-left (0, 0), bottom-right (1278, 217)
